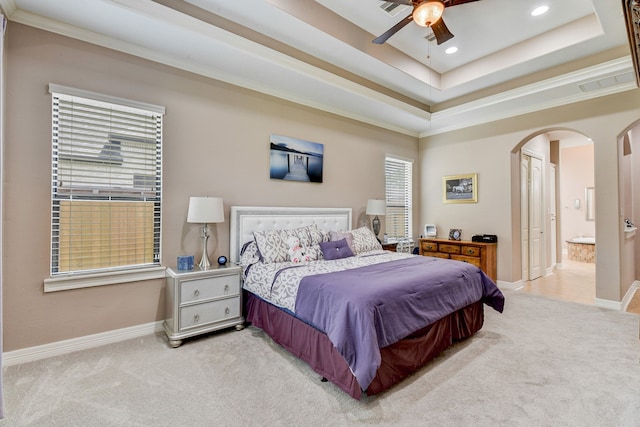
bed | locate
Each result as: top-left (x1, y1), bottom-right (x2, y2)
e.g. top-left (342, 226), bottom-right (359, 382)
top-left (230, 206), bottom-right (504, 399)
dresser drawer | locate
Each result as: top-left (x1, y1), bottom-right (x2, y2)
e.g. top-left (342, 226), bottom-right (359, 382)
top-left (421, 241), bottom-right (438, 252)
top-left (181, 275), bottom-right (239, 304)
top-left (180, 297), bottom-right (241, 329)
top-left (460, 245), bottom-right (481, 257)
top-left (425, 252), bottom-right (450, 259)
top-left (438, 243), bottom-right (461, 254)
top-left (451, 254), bottom-right (482, 268)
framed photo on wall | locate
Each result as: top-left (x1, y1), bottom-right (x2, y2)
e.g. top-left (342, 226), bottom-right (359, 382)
top-left (269, 134), bottom-right (324, 183)
top-left (443, 173), bottom-right (477, 203)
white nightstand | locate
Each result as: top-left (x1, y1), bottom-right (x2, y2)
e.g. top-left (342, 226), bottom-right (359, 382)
top-left (164, 264), bottom-right (244, 348)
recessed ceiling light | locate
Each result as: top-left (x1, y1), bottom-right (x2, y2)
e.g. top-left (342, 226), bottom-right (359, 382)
top-left (531, 5), bottom-right (549, 16)
top-left (445, 46), bottom-right (458, 54)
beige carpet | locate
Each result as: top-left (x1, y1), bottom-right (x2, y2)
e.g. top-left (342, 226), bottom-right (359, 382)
top-left (2, 290), bottom-right (640, 426)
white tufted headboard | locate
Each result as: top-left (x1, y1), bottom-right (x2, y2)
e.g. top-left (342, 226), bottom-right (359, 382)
top-left (229, 206), bottom-right (353, 265)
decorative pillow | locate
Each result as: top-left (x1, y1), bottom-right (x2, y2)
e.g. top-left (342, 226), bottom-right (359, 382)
top-left (329, 230), bottom-right (354, 250)
top-left (319, 238), bottom-right (355, 261)
top-left (253, 229), bottom-right (292, 264)
top-left (350, 226), bottom-right (382, 254)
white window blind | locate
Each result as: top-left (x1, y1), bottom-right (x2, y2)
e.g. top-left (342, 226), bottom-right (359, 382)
top-left (50, 86), bottom-right (164, 275)
top-left (385, 156), bottom-right (413, 241)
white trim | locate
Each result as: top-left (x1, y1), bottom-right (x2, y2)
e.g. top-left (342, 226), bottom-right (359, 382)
top-left (594, 297), bottom-right (622, 311)
top-left (3, 321), bottom-right (164, 367)
top-left (48, 83), bottom-right (166, 115)
top-left (497, 279), bottom-right (523, 290)
top-left (44, 266), bottom-right (167, 292)
top-left (385, 153), bottom-right (415, 164)
top-left (621, 280), bottom-right (640, 312)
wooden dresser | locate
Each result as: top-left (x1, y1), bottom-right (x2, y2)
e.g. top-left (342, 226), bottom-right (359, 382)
top-left (418, 238), bottom-right (497, 282)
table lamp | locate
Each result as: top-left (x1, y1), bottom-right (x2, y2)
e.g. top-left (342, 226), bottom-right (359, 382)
top-left (366, 199), bottom-right (386, 241)
top-left (187, 196), bottom-right (224, 268)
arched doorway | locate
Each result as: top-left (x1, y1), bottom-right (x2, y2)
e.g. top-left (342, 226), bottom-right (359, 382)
top-left (511, 128), bottom-right (596, 305)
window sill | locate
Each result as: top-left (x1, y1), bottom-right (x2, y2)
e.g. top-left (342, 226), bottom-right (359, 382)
top-left (44, 266), bottom-right (167, 292)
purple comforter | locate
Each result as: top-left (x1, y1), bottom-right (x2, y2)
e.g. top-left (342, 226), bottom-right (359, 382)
top-left (294, 255), bottom-right (504, 391)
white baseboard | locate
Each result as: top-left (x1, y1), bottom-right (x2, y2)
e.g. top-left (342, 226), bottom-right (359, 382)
top-left (3, 321), bottom-right (164, 367)
top-left (595, 281), bottom-right (639, 311)
top-left (497, 279), bottom-right (523, 290)
top-left (621, 280), bottom-right (640, 312)
top-left (594, 298), bottom-right (622, 311)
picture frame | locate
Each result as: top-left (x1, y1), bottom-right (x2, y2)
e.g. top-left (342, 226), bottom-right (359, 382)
top-left (443, 173), bottom-right (477, 203)
top-left (449, 228), bottom-right (462, 241)
top-left (269, 134), bottom-right (324, 183)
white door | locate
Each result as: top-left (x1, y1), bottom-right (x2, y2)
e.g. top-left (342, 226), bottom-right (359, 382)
top-left (529, 156), bottom-right (543, 280)
top-left (549, 164), bottom-right (557, 269)
top-left (521, 156), bottom-right (530, 281)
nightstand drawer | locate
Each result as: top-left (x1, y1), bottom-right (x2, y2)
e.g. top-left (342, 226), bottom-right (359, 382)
top-left (180, 297), bottom-right (241, 329)
top-left (460, 245), bottom-right (481, 257)
top-left (438, 243), bottom-right (461, 254)
top-left (181, 275), bottom-right (239, 303)
top-left (451, 254), bottom-right (482, 268)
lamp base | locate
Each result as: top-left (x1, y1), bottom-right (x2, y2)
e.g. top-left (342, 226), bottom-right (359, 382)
top-left (198, 224), bottom-right (211, 269)
top-left (372, 216), bottom-right (381, 239)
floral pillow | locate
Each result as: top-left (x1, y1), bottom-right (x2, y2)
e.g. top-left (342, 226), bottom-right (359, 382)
top-left (252, 229), bottom-right (292, 264)
top-left (253, 225), bottom-right (323, 263)
top-left (350, 226), bottom-right (382, 254)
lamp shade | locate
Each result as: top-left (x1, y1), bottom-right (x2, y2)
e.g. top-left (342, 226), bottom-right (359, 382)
top-left (413, 0), bottom-right (444, 27)
top-left (187, 197), bottom-right (224, 223)
top-left (366, 199), bottom-right (386, 216)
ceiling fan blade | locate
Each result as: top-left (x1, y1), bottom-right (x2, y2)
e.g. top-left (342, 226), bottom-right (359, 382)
top-left (372, 12), bottom-right (414, 44)
top-left (383, 0), bottom-right (413, 4)
top-left (431, 18), bottom-right (454, 45)
top-left (444, 0), bottom-right (481, 6)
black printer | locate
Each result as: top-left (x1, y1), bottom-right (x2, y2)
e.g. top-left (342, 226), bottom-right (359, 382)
top-left (472, 234), bottom-right (498, 243)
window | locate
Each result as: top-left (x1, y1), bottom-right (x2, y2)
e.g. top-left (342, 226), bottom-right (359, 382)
top-left (48, 84), bottom-right (164, 281)
top-left (385, 155), bottom-right (413, 241)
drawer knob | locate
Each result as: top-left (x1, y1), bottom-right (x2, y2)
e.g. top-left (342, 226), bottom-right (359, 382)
top-left (224, 307), bottom-right (230, 315)
top-left (193, 289), bottom-right (200, 298)
top-left (224, 284), bottom-right (229, 292)
top-left (193, 313), bottom-right (200, 323)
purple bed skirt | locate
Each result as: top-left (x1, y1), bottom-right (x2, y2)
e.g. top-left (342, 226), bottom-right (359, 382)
top-left (244, 291), bottom-right (484, 399)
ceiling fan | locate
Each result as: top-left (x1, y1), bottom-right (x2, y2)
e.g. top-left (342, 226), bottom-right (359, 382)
top-left (373, 0), bottom-right (481, 45)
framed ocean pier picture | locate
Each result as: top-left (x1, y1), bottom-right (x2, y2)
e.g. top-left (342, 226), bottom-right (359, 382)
top-left (269, 135), bottom-right (324, 183)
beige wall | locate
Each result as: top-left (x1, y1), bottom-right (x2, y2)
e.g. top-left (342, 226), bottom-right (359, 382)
top-left (3, 23), bottom-right (418, 351)
top-left (420, 90), bottom-right (640, 302)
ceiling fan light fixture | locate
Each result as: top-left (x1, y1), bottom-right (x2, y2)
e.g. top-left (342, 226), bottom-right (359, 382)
top-left (413, 0), bottom-right (445, 27)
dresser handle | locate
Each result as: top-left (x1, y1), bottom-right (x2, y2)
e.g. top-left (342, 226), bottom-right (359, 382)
top-left (224, 307), bottom-right (230, 315)
top-left (224, 284), bottom-right (229, 292)
top-left (193, 289), bottom-right (200, 298)
top-left (193, 313), bottom-right (200, 323)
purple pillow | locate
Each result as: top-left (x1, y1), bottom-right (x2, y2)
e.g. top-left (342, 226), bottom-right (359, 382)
top-left (320, 238), bottom-right (355, 261)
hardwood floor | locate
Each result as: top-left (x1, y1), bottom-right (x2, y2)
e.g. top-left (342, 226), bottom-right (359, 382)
top-left (520, 258), bottom-right (640, 315)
